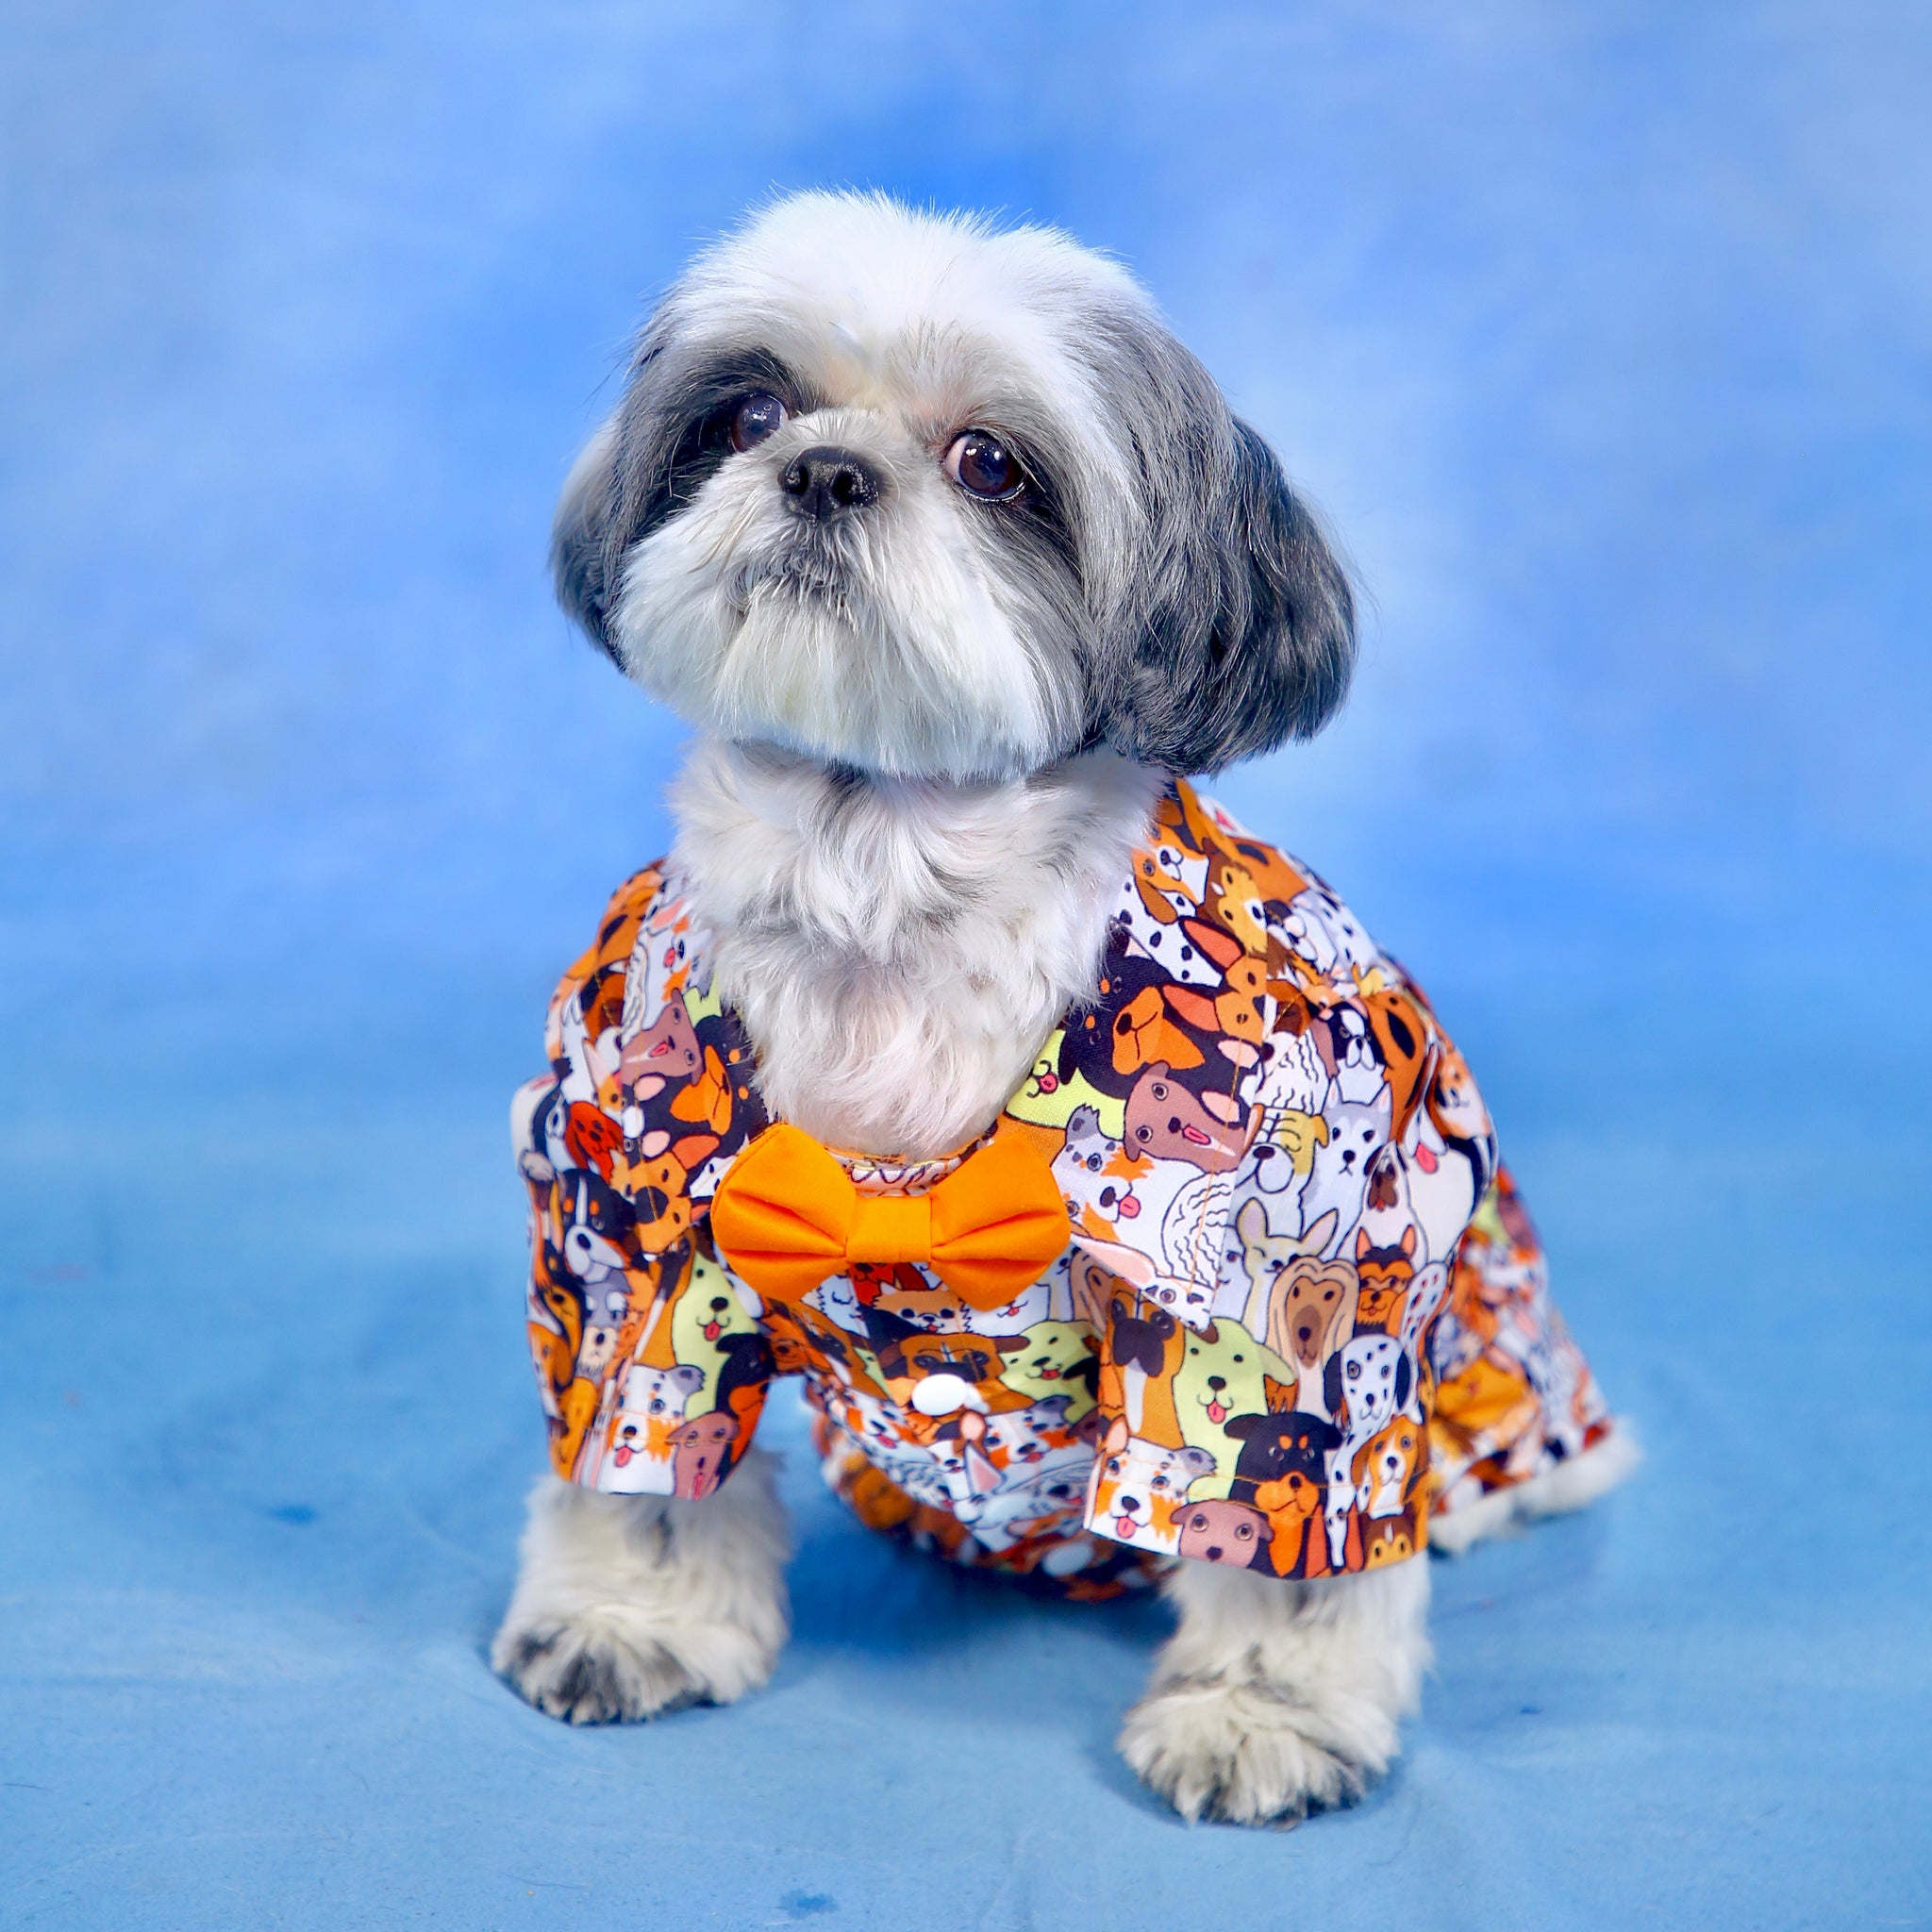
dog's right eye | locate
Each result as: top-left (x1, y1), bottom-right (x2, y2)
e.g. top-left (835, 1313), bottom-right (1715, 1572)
top-left (730, 391), bottom-right (789, 452)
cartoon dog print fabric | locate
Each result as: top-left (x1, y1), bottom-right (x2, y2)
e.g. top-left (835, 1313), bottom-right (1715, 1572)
top-left (515, 781), bottom-right (1615, 1592)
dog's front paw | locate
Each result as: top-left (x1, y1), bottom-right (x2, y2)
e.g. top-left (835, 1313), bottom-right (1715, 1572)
top-left (1119, 1673), bottom-right (1391, 1825)
top-left (491, 1605), bottom-right (778, 1725)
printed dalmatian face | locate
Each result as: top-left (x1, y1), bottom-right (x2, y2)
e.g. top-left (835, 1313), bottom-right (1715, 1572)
top-left (1334, 1334), bottom-right (1406, 1438)
top-left (1113, 897), bottom-right (1226, 988)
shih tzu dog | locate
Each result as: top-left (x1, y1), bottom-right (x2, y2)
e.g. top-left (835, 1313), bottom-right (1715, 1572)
top-left (492, 192), bottom-right (1635, 1825)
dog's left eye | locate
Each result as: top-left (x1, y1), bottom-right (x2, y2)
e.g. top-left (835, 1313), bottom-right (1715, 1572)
top-left (730, 391), bottom-right (789, 451)
top-left (944, 429), bottom-right (1024, 499)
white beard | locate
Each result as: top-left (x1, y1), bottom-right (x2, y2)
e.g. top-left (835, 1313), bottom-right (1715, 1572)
top-left (669, 735), bottom-right (1165, 1158)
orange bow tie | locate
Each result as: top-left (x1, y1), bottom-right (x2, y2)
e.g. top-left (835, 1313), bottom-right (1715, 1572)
top-left (708, 1124), bottom-right (1072, 1312)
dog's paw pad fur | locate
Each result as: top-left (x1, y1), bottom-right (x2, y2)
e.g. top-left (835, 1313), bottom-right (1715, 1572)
top-left (1119, 1675), bottom-right (1386, 1825)
top-left (493, 1612), bottom-right (772, 1724)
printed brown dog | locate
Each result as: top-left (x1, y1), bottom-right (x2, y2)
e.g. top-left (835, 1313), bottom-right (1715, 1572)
top-left (1175, 1497), bottom-right (1274, 1571)
top-left (1264, 1253), bottom-right (1357, 1394)
top-left (1124, 1063), bottom-right (1257, 1173)
top-left (670, 1410), bottom-right (737, 1499)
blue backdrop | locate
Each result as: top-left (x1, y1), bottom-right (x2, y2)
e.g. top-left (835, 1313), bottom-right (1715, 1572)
top-left (3, 5), bottom-right (1928, 1926)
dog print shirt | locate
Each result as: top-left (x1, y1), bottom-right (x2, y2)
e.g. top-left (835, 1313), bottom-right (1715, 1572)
top-left (514, 781), bottom-right (1614, 1595)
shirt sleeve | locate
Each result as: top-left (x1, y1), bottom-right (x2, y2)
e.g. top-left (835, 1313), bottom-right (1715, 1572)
top-left (1078, 858), bottom-right (1509, 1577)
top-left (1425, 1163), bottom-right (1617, 1521)
top-left (513, 868), bottom-right (773, 1494)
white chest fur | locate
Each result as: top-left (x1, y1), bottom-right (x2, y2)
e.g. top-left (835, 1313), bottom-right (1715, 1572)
top-left (670, 738), bottom-right (1163, 1159)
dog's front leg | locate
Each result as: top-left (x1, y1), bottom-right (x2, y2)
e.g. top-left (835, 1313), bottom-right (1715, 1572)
top-left (1119, 1557), bottom-right (1429, 1824)
top-left (491, 1452), bottom-right (791, 1724)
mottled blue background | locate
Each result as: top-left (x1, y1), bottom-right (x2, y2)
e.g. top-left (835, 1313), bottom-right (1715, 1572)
top-left (3, 5), bottom-right (1927, 1927)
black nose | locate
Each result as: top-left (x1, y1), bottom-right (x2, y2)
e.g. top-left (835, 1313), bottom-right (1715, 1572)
top-left (780, 445), bottom-right (880, 519)
top-left (1207, 1374), bottom-right (1226, 1391)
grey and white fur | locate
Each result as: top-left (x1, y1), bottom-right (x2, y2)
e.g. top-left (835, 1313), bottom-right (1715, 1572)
top-left (493, 191), bottom-right (1610, 1824)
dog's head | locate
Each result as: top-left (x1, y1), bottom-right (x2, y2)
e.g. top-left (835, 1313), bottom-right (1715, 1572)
top-left (553, 192), bottom-right (1355, 781)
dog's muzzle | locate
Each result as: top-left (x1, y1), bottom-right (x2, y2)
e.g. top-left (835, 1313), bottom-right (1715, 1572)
top-left (780, 445), bottom-right (881, 521)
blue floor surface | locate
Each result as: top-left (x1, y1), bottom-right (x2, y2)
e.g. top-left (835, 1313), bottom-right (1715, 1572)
top-left (3, 5), bottom-right (1929, 1927)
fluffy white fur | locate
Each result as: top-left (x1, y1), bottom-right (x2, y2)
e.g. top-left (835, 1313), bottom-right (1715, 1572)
top-left (670, 737), bottom-right (1165, 1156)
top-left (492, 1452), bottom-right (791, 1724)
top-left (1122, 1557), bottom-right (1432, 1824)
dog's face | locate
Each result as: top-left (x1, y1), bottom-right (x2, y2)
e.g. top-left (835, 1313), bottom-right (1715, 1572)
top-left (1091, 1418), bottom-right (1215, 1545)
top-left (553, 192), bottom-right (1354, 781)
top-left (1175, 1497), bottom-right (1273, 1569)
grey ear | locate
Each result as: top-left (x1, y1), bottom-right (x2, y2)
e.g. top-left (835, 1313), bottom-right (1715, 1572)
top-left (1099, 418), bottom-right (1356, 774)
top-left (550, 419), bottom-right (623, 659)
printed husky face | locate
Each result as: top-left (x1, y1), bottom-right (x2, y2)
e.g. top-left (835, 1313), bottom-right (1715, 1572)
top-left (1322, 1084), bottom-right (1391, 1175)
top-left (1297, 1083), bottom-right (1392, 1243)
